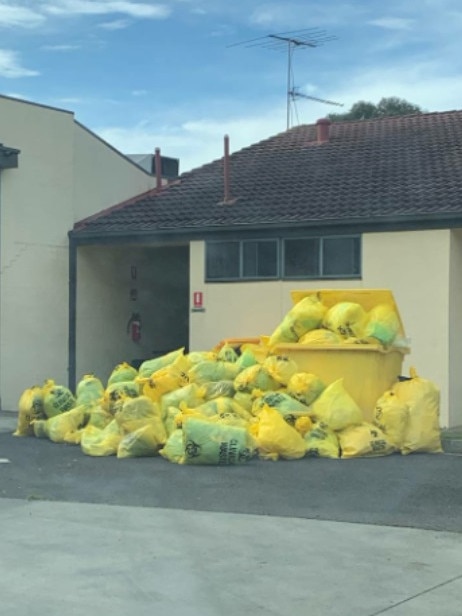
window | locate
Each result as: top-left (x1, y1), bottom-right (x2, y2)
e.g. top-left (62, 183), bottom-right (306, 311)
top-left (205, 235), bottom-right (361, 281)
top-left (206, 239), bottom-right (279, 281)
top-left (283, 236), bottom-right (360, 279)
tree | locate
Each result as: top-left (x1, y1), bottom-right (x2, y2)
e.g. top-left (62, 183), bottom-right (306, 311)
top-left (328, 97), bottom-right (423, 122)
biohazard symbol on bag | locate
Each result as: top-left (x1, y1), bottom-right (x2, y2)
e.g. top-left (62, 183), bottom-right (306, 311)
top-left (185, 440), bottom-right (202, 458)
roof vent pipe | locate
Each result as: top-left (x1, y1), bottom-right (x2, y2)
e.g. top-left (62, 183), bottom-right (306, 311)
top-left (223, 134), bottom-right (231, 203)
top-left (155, 147), bottom-right (162, 192)
top-left (316, 118), bottom-right (331, 143)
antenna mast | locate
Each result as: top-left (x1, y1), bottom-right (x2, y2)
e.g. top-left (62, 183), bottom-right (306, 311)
top-left (229, 28), bottom-right (339, 129)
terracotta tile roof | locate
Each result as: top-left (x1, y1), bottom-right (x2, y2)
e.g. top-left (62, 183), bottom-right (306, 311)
top-left (72, 110), bottom-right (462, 237)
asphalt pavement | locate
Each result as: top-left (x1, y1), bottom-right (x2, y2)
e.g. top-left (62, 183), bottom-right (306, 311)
top-left (1, 411), bottom-right (462, 615)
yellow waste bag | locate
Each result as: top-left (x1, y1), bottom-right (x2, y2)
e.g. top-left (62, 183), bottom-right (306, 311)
top-left (298, 329), bottom-right (342, 345)
top-left (310, 379), bottom-right (363, 431)
top-left (323, 302), bottom-right (367, 338)
top-left (102, 381), bottom-right (140, 413)
top-left (251, 405), bottom-right (307, 461)
top-left (181, 417), bottom-right (256, 465)
top-left (304, 425), bottom-right (340, 458)
top-left (80, 420), bottom-right (123, 457)
top-left (268, 295), bottom-right (327, 346)
top-left (294, 416), bottom-right (313, 436)
top-left (164, 406), bottom-right (183, 436)
top-left (194, 397), bottom-right (252, 421)
top-left (364, 304), bottom-right (401, 346)
top-left (233, 392), bottom-right (254, 413)
top-left (373, 390), bottom-right (409, 449)
top-left (14, 385), bottom-right (45, 436)
top-left (47, 406), bottom-right (89, 444)
top-left (76, 374), bottom-right (104, 407)
top-left (185, 351), bottom-right (217, 368)
top-left (107, 362), bottom-right (138, 386)
top-left (287, 372), bottom-right (325, 406)
top-left (42, 380), bottom-right (76, 418)
top-left (263, 355), bottom-right (299, 386)
top-left (339, 422), bottom-right (395, 458)
top-left (117, 422), bottom-right (166, 458)
top-left (138, 361), bottom-right (189, 403)
top-left (234, 364), bottom-right (280, 393)
top-left (114, 395), bottom-right (162, 433)
top-left (189, 360), bottom-right (240, 385)
top-left (160, 383), bottom-right (205, 416)
top-left (87, 405), bottom-right (113, 429)
top-left (391, 368), bottom-right (442, 455)
top-left (139, 348), bottom-right (185, 378)
top-left (217, 343), bottom-right (239, 363)
top-left (160, 429), bottom-right (185, 463)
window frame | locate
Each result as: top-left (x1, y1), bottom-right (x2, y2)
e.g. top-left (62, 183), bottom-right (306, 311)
top-left (282, 235), bottom-right (362, 280)
top-left (205, 234), bottom-right (361, 282)
top-left (205, 238), bottom-right (280, 282)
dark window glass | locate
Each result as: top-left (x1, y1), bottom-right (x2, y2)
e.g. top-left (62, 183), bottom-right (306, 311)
top-left (206, 241), bottom-right (240, 279)
top-left (243, 240), bottom-right (278, 278)
top-left (283, 238), bottom-right (320, 277)
top-left (323, 237), bottom-right (360, 277)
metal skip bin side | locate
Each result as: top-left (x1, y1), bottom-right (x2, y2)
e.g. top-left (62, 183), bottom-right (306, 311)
top-left (272, 343), bottom-right (407, 422)
top-left (272, 289), bottom-right (410, 422)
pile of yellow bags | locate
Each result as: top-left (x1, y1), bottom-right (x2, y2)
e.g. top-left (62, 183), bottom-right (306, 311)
top-left (268, 296), bottom-right (403, 348)
top-left (13, 340), bottom-right (442, 462)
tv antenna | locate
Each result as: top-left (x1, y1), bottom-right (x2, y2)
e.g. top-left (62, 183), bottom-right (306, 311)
top-left (229, 28), bottom-right (342, 129)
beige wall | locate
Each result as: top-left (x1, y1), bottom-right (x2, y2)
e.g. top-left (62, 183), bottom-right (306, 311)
top-left (449, 229), bottom-right (462, 427)
top-left (76, 244), bottom-right (189, 385)
top-left (190, 230), bottom-right (454, 426)
top-left (72, 124), bottom-right (156, 222)
top-left (0, 96), bottom-right (157, 409)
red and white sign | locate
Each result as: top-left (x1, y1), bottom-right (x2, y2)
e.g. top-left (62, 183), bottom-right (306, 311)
top-left (193, 291), bottom-right (203, 309)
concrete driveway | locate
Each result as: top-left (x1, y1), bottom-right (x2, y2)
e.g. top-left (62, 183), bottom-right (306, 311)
top-left (1, 412), bottom-right (462, 615)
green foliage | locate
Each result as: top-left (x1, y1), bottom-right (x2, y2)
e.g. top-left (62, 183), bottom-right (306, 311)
top-left (328, 97), bottom-right (423, 122)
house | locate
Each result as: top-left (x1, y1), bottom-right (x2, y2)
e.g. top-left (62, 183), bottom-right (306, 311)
top-left (0, 94), bottom-right (177, 411)
top-left (68, 110), bottom-right (462, 428)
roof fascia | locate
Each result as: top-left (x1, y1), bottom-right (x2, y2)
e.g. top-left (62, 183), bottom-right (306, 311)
top-left (69, 212), bottom-right (462, 246)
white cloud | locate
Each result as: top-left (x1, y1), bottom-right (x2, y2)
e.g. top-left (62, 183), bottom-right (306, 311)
top-left (369, 17), bottom-right (415, 30)
top-left (98, 18), bottom-right (131, 29)
top-left (96, 105), bottom-right (288, 173)
top-left (0, 49), bottom-right (39, 77)
top-left (42, 0), bottom-right (171, 19)
top-left (0, 4), bottom-right (45, 28)
top-left (319, 59), bottom-right (462, 117)
top-left (249, 2), bottom-right (364, 28)
top-left (42, 44), bottom-right (80, 50)
top-left (131, 89), bottom-right (147, 96)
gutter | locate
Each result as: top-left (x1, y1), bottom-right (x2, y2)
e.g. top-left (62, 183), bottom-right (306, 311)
top-left (68, 211), bottom-right (462, 245)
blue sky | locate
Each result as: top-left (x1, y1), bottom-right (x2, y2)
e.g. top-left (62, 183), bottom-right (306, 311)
top-left (1, 0), bottom-right (462, 172)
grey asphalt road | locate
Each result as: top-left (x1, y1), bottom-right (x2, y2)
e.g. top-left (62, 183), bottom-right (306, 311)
top-left (1, 418), bottom-right (461, 533)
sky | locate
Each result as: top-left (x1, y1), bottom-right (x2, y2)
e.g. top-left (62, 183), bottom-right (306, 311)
top-left (1, 0), bottom-right (462, 172)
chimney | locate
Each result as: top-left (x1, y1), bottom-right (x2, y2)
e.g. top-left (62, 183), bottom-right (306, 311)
top-left (155, 147), bottom-right (162, 192)
top-left (316, 118), bottom-right (331, 143)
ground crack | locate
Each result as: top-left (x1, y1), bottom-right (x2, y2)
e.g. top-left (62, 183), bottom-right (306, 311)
top-left (367, 572), bottom-right (462, 615)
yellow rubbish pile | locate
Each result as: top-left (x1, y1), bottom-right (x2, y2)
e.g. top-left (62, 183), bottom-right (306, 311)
top-left (12, 289), bottom-right (442, 462)
top-left (13, 348), bottom-right (442, 463)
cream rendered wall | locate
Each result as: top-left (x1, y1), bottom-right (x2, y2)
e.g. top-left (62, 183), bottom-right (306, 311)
top-left (0, 98), bottom-right (74, 410)
top-left (448, 229), bottom-right (462, 427)
top-left (0, 97), bottom-right (158, 410)
top-left (189, 241), bottom-right (360, 351)
top-left (362, 230), bottom-right (451, 425)
top-left (72, 124), bottom-right (156, 221)
top-left (190, 231), bottom-right (452, 426)
top-left (76, 245), bottom-right (188, 384)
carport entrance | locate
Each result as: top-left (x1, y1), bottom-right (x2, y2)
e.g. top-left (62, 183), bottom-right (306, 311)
top-left (72, 242), bottom-right (189, 386)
